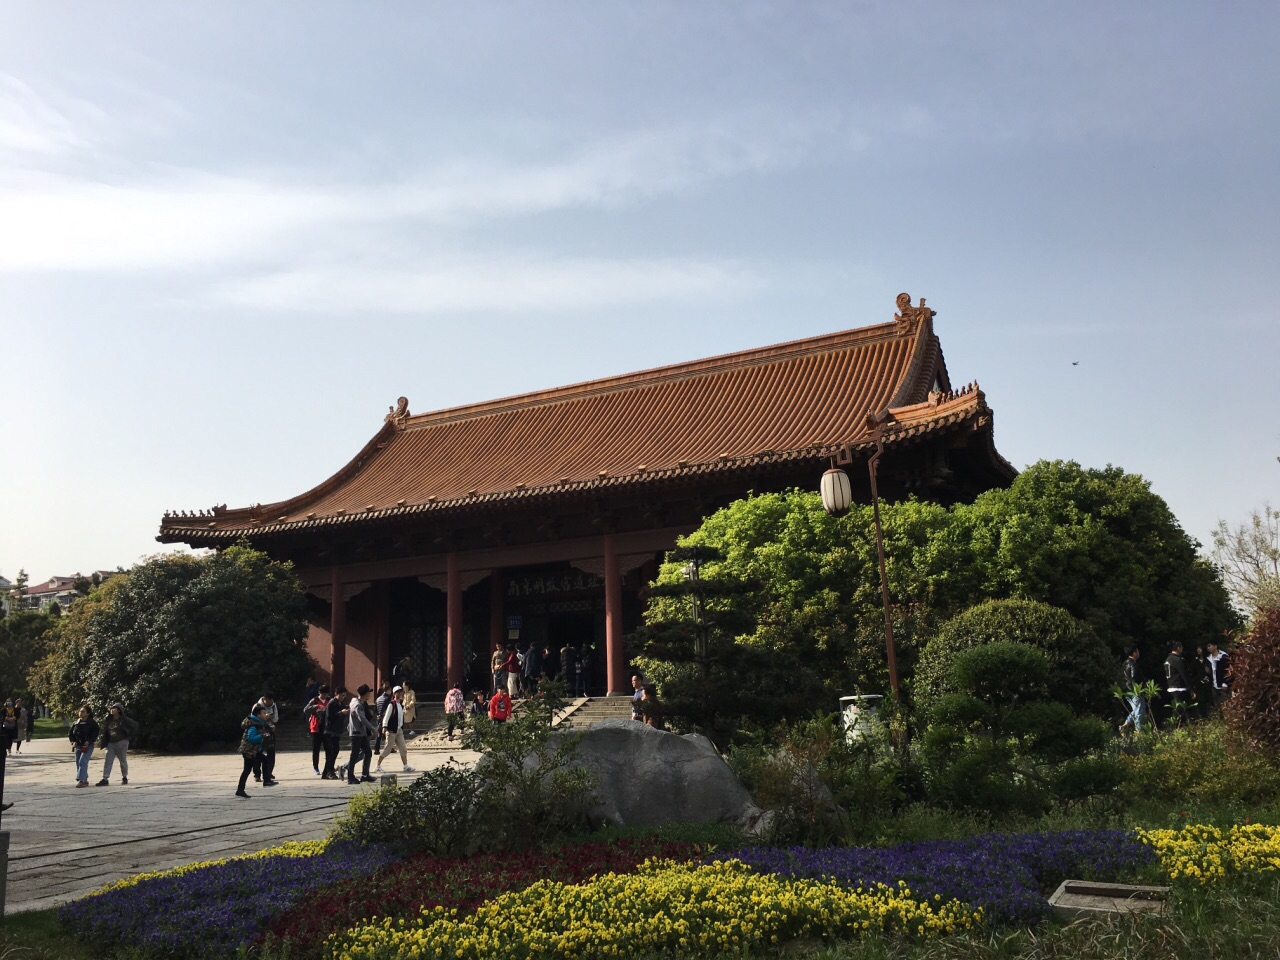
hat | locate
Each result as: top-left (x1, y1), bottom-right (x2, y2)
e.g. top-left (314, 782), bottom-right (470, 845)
top-left (393, 685), bottom-right (403, 693)
top-left (111, 702), bottom-right (125, 712)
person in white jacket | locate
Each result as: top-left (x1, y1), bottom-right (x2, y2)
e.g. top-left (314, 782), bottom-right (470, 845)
top-left (375, 686), bottom-right (415, 775)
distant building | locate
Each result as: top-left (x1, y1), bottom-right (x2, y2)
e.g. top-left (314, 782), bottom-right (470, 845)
top-left (22, 576), bottom-right (80, 612)
top-left (0, 575), bottom-right (11, 616)
top-left (19, 571), bottom-right (117, 613)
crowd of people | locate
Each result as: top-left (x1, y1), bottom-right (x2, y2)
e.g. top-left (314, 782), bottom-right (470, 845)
top-left (489, 641), bottom-right (593, 700)
top-left (1119, 638), bottom-right (1232, 733)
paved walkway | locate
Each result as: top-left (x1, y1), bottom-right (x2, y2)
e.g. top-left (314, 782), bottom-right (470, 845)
top-left (0, 737), bottom-right (479, 914)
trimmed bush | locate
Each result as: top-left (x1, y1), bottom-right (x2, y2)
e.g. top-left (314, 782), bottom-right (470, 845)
top-left (913, 599), bottom-right (1112, 718)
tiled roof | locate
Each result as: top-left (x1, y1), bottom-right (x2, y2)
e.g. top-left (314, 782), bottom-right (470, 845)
top-left (159, 306), bottom-right (1006, 543)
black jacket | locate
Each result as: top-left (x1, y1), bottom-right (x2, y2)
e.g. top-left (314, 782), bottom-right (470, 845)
top-left (70, 718), bottom-right (99, 749)
top-left (1164, 651), bottom-right (1190, 691)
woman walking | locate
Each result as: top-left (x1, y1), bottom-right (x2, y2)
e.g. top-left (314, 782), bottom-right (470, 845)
top-left (444, 683), bottom-right (465, 740)
top-left (69, 706), bottom-right (99, 787)
top-left (1, 701), bottom-right (18, 755)
top-left (96, 703), bottom-right (139, 786)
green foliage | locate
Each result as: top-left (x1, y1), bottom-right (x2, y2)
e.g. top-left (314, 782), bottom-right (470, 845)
top-left (730, 712), bottom-right (911, 845)
top-left (29, 544), bottom-right (314, 747)
top-left (470, 682), bottom-right (597, 850)
top-left (961, 460), bottom-right (1238, 658)
top-left (329, 764), bottom-right (484, 855)
top-left (0, 607), bottom-right (56, 701)
top-left (922, 642), bottom-right (1118, 816)
top-left (1117, 719), bottom-right (1280, 808)
top-left (915, 599), bottom-right (1112, 718)
top-left (1223, 605), bottom-right (1280, 755)
top-left (634, 461), bottom-right (1235, 729)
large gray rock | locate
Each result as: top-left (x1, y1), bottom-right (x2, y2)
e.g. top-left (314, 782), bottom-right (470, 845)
top-left (557, 718), bottom-right (765, 831)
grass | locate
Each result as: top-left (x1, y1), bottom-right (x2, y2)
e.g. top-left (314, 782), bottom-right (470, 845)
top-left (0, 909), bottom-right (99, 959)
top-left (32, 717), bottom-right (67, 740)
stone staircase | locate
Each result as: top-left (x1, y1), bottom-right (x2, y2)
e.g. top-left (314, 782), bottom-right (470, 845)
top-left (555, 695), bottom-right (636, 728)
top-left (396, 696), bottom-right (636, 750)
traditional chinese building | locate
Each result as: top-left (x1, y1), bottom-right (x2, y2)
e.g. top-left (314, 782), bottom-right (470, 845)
top-left (157, 295), bottom-right (1014, 696)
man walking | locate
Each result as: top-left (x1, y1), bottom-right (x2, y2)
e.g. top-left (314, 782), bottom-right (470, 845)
top-left (345, 684), bottom-right (377, 784)
top-left (304, 685), bottom-right (330, 776)
top-left (373, 681), bottom-right (394, 756)
top-left (1207, 641), bottom-right (1232, 711)
top-left (1118, 646), bottom-right (1147, 734)
top-left (96, 703), bottom-right (138, 786)
top-left (321, 685), bottom-right (348, 779)
top-left (375, 686), bottom-right (415, 775)
top-left (1164, 641), bottom-right (1195, 724)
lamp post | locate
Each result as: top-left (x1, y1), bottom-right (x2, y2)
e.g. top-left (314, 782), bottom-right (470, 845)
top-left (820, 412), bottom-right (901, 703)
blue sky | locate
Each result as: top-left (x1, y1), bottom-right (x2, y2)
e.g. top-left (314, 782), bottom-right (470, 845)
top-left (2, 2), bottom-right (1278, 581)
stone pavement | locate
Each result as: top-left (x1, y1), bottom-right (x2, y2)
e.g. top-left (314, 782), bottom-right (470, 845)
top-left (0, 737), bottom-right (479, 915)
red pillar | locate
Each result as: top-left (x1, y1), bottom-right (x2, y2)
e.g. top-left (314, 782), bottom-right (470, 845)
top-left (603, 534), bottom-right (626, 695)
top-left (489, 569), bottom-right (505, 661)
top-left (329, 565), bottom-right (346, 691)
top-left (447, 552), bottom-right (464, 688)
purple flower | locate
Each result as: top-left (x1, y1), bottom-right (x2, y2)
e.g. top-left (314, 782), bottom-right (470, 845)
top-left (58, 843), bottom-right (398, 957)
top-left (717, 830), bottom-right (1155, 925)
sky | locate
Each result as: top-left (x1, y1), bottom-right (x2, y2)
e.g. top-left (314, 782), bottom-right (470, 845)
top-left (2, 2), bottom-right (1278, 583)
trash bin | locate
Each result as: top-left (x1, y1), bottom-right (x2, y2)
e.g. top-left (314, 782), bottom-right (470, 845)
top-left (839, 694), bottom-right (884, 742)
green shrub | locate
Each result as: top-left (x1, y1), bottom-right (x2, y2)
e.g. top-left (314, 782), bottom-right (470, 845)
top-left (1117, 719), bottom-right (1280, 807)
top-left (329, 764), bottom-right (483, 855)
top-left (729, 712), bottom-right (912, 845)
top-left (471, 685), bottom-right (597, 850)
top-left (913, 599), bottom-right (1112, 719)
top-left (922, 641), bottom-right (1120, 815)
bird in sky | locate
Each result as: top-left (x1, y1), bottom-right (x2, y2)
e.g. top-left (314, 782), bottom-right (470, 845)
top-left (1072, 361), bottom-right (1079, 366)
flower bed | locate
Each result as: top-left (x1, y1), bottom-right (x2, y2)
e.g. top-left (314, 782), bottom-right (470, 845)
top-left (719, 830), bottom-right (1156, 925)
top-left (328, 859), bottom-right (983, 960)
top-left (57, 842), bottom-right (397, 958)
top-left (264, 837), bottom-right (699, 955)
top-left (1138, 823), bottom-right (1280, 882)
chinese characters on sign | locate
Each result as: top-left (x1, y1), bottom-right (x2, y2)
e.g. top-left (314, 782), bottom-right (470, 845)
top-left (507, 572), bottom-right (602, 597)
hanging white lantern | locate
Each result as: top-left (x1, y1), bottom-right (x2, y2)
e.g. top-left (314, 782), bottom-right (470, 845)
top-left (820, 467), bottom-right (852, 516)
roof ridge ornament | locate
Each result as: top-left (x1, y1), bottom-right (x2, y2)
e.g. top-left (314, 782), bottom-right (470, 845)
top-left (893, 292), bottom-right (936, 327)
top-left (384, 396), bottom-right (410, 429)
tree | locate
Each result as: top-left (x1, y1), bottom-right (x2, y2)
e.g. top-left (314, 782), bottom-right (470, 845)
top-left (0, 608), bottom-right (55, 701)
top-left (30, 544), bottom-right (315, 748)
top-left (631, 459), bottom-right (1237, 720)
top-left (958, 460), bottom-right (1239, 660)
top-left (631, 545), bottom-right (782, 745)
top-left (1212, 505), bottom-right (1280, 618)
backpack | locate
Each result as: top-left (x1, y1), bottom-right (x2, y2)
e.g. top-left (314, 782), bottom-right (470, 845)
top-left (307, 698), bottom-right (326, 735)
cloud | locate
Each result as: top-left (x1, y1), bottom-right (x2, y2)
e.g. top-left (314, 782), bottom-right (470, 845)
top-left (213, 255), bottom-right (764, 315)
top-left (0, 110), bottom-right (840, 275)
top-left (0, 74), bottom-right (103, 157)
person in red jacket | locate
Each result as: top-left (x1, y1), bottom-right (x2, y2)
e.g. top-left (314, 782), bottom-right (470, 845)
top-left (489, 688), bottom-right (512, 724)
